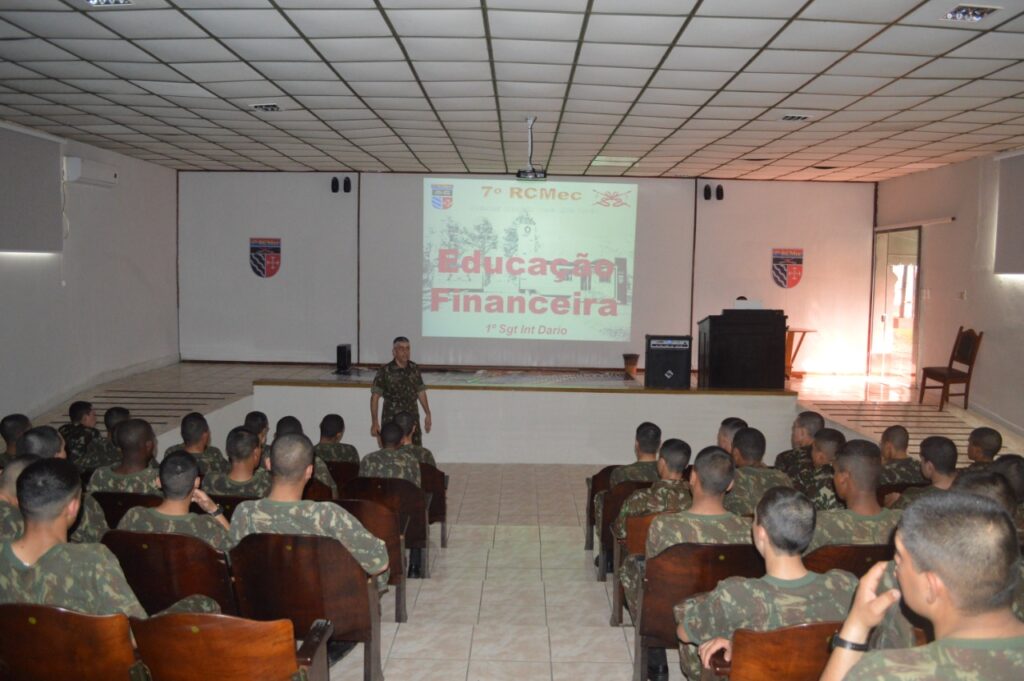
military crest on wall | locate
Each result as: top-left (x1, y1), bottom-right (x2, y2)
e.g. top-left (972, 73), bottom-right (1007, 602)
top-left (772, 248), bottom-right (803, 288)
top-left (250, 238), bottom-right (281, 278)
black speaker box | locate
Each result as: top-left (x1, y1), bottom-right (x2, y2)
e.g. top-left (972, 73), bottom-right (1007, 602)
top-left (644, 335), bottom-right (692, 389)
top-left (335, 344), bottom-right (352, 374)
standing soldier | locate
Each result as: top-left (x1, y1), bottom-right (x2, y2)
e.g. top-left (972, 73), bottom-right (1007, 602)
top-left (370, 337), bottom-right (432, 446)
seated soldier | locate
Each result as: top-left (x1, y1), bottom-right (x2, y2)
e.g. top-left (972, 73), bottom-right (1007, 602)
top-left (17, 427), bottom-right (108, 543)
top-left (0, 455), bottom-right (38, 539)
top-left (245, 410), bottom-right (271, 465)
top-left (201, 426), bottom-right (270, 498)
top-left (725, 427), bottom-right (793, 516)
top-left (273, 416), bottom-right (339, 498)
top-left (75, 406), bottom-right (129, 471)
top-left (716, 417), bottom-right (748, 452)
top-left (0, 414), bottom-right (31, 469)
top-left (314, 413), bottom-right (360, 463)
top-left (119, 451), bottom-right (230, 552)
top-left (229, 434), bottom-right (389, 590)
top-left (965, 426), bottom-right (1002, 470)
top-left (878, 425), bottom-right (925, 485)
top-left (394, 410), bottom-right (436, 467)
top-left (774, 410), bottom-right (824, 478)
top-left (890, 436), bottom-right (959, 510)
top-left (793, 427), bottom-right (846, 511)
top-left (593, 421), bottom-right (663, 538)
top-left (57, 401), bottom-right (101, 466)
top-left (359, 422), bottom-right (422, 487)
top-left (991, 454), bottom-right (1024, 533)
top-left (640, 447), bottom-right (752, 681)
top-left (87, 419), bottom-right (161, 495)
top-left (613, 438), bottom-right (692, 541)
top-left (821, 492), bottom-right (1024, 681)
top-left (164, 412), bottom-right (229, 475)
top-left (806, 440), bottom-right (902, 553)
top-left (677, 487), bottom-right (858, 681)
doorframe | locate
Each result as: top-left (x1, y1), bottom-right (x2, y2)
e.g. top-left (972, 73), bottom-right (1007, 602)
top-left (867, 226), bottom-right (923, 380)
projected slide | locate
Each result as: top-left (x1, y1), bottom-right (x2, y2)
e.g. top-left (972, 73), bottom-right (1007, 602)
top-left (422, 178), bottom-right (638, 341)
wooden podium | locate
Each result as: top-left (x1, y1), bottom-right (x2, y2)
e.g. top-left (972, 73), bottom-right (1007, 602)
top-left (698, 310), bottom-right (787, 390)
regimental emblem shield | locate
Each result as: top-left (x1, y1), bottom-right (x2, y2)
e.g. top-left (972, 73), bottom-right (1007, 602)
top-left (250, 238), bottom-right (281, 278)
top-left (431, 183), bottom-right (453, 209)
top-left (772, 248), bottom-right (803, 289)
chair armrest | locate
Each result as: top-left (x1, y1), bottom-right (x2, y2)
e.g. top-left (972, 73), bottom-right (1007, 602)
top-left (296, 619), bottom-right (334, 681)
top-left (709, 649), bottom-right (730, 676)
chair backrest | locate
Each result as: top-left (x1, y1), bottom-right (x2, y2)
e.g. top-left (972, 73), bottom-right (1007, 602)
top-left (303, 478), bottom-right (334, 501)
top-left (0, 604), bottom-right (137, 681)
top-left (335, 499), bottom-right (404, 586)
top-left (132, 612), bottom-right (300, 681)
top-left (601, 480), bottom-right (654, 552)
top-left (803, 544), bottom-right (894, 578)
top-left (420, 462), bottom-right (446, 524)
top-left (341, 477), bottom-right (429, 548)
top-left (587, 465), bottom-right (620, 523)
top-left (325, 461), bottom-right (361, 489)
top-left (206, 494), bottom-right (253, 521)
top-left (948, 326), bottom-right (984, 371)
top-left (91, 491), bottom-right (163, 528)
top-left (640, 543), bottom-right (764, 646)
top-left (625, 513), bottom-right (659, 556)
top-left (102, 529), bottom-right (236, 615)
top-left (728, 621), bottom-right (842, 681)
top-left (230, 533), bottom-right (373, 641)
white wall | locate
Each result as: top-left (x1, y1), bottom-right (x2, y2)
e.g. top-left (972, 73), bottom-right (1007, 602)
top-left (178, 172), bottom-right (359, 362)
top-left (878, 158), bottom-right (1024, 434)
top-left (692, 180), bottom-right (875, 374)
top-left (0, 135), bottom-right (179, 418)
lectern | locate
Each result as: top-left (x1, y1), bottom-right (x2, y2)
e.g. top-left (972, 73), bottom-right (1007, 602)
top-left (698, 310), bottom-right (787, 390)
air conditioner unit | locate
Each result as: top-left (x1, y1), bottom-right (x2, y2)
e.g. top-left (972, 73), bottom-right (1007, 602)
top-left (64, 156), bottom-right (118, 188)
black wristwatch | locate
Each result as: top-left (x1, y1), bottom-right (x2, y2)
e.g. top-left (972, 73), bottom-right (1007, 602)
top-left (830, 634), bottom-right (869, 652)
top-left (208, 505), bottom-right (224, 518)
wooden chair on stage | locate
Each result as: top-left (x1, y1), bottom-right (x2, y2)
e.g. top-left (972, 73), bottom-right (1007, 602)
top-left (230, 534), bottom-right (384, 681)
top-left (132, 612), bottom-right (333, 681)
top-left (632, 543), bottom-right (764, 681)
top-left (918, 326), bottom-right (983, 410)
top-left (0, 604), bottom-right (140, 681)
top-left (91, 491), bottom-right (162, 528)
top-left (804, 544), bottom-right (894, 578)
top-left (420, 462), bottom-right (448, 548)
top-left (336, 499), bottom-right (408, 622)
top-left (611, 513), bottom-right (658, 626)
top-left (709, 621), bottom-right (842, 680)
top-left (585, 465), bottom-right (620, 550)
top-left (326, 461), bottom-right (361, 490)
top-left (597, 480), bottom-right (653, 581)
top-left (102, 529), bottom-right (237, 615)
top-left (341, 477), bottom-right (432, 578)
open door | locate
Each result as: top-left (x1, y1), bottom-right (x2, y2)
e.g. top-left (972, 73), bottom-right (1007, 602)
top-left (869, 229), bottom-right (920, 380)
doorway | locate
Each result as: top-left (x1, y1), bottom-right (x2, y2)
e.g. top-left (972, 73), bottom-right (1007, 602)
top-left (869, 228), bottom-right (920, 381)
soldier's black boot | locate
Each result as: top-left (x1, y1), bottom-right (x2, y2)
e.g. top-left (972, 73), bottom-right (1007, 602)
top-left (407, 548), bottom-right (423, 578)
top-left (647, 647), bottom-right (669, 681)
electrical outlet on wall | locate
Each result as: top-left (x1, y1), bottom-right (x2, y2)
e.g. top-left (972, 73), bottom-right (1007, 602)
top-left (958, 290), bottom-right (968, 300)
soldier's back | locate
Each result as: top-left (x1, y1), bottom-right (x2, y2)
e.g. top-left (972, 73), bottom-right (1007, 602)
top-left (892, 484), bottom-right (943, 510)
top-left (0, 501), bottom-right (22, 540)
top-left (610, 460), bottom-right (659, 488)
top-left (846, 637), bottom-right (1024, 681)
top-left (201, 469), bottom-right (270, 498)
top-left (69, 493), bottom-right (109, 544)
top-left (399, 443), bottom-right (436, 467)
top-left (163, 445), bottom-right (230, 475)
top-left (646, 510), bottom-right (751, 557)
top-left (613, 480), bottom-right (691, 539)
top-left (725, 466), bottom-right (793, 516)
top-left (880, 457), bottom-right (926, 485)
top-left (76, 435), bottom-right (121, 471)
top-left (118, 506), bottom-right (230, 552)
top-left (359, 448), bottom-right (421, 486)
top-left (807, 508), bottom-right (902, 553)
top-left (59, 423), bottom-right (101, 463)
top-left (87, 465), bottom-right (160, 495)
top-left (774, 445), bottom-right (812, 478)
top-left (314, 441), bottom-right (360, 463)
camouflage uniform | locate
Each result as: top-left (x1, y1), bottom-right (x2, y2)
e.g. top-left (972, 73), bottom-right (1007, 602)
top-left (229, 499), bottom-right (390, 590)
top-left (359, 448), bottom-right (421, 487)
top-left (847, 637), bottom-right (1024, 680)
top-left (372, 360), bottom-right (427, 446)
top-left (118, 506), bottom-right (230, 552)
top-left (201, 469), bottom-right (271, 498)
top-left (75, 435), bottom-right (121, 471)
top-left (806, 508), bottom-right (902, 553)
top-left (163, 445), bottom-right (230, 475)
top-left (964, 460), bottom-right (993, 472)
top-left (87, 465), bottom-right (160, 495)
top-left (774, 444), bottom-right (813, 479)
top-left (891, 485), bottom-right (943, 510)
top-left (69, 493), bottom-right (109, 544)
top-left (399, 443), bottom-right (436, 468)
top-left (0, 501), bottom-right (21, 540)
top-left (313, 457), bottom-right (340, 497)
top-left (880, 457), bottom-right (926, 486)
top-left (612, 479), bottom-right (691, 540)
top-left (314, 441), bottom-right (360, 464)
top-left (594, 460), bottom-right (660, 533)
top-left (676, 570), bottom-right (858, 680)
top-left (58, 423), bottom-right (101, 466)
top-left (793, 464), bottom-right (842, 510)
top-left (724, 466), bottom-right (794, 516)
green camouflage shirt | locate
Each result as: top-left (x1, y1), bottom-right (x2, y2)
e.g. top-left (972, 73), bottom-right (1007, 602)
top-left (87, 465), bottom-right (160, 495)
top-left (964, 460), bottom-right (993, 472)
top-left (807, 508), bottom-right (902, 553)
top-left (313, 457), bottom-right (340, 497)
top-left (646, 510), bottom-right (752, 558)
top-left (892, 484), bottom-right (943, 510)
top-left (398, 443), bottom-right (436, 468)
top-left (314, 442), bottom-right (360, 464)
top-left (725, 466), bottom-right (794, 516)
top-left (612, 479), bottom-right (691, 540)
top-left (75, 435), bottom-right (121, 471)
top-left (848, 636), bottom-right (1024, 680)
top-left (677, 570), bottom-right (857, 681)
top-left (0, 501), bottom-right (21, 540)
top-left (359, 448), bottom-right (421, 487)
top-left (163, 445), bottom-right (230, 475)
top-left (201, 469), bottom-right (271, 498)
top-left (793, 464), bottom-right (842, 510)
top-left (0, 541), bottom-right (145, 618)
top-left (118, 506), bottom-right (230, 553)
top-left (229, 499), bottom-right (389, 589)
top-left (880, 458), bottom-right (926, 486)
top-left (775, 445), bottom-right (813, 479)
top-left (70, 493), bottom-right (109, 544)
top-left (610, 460), bottom-right (659, 488)
top-left (58, 423), bottom-right (101, 465)
top-left (372, 359), bottom-right (425, 419)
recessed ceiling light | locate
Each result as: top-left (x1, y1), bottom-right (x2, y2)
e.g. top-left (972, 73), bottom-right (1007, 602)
top-left (591, 156), bottom-right (638, 166)
top-left (86, 0), bottom-right (134, 7)
top-left (812, 165), bottom-right (838, 170)
top-left (943, 4), bottom-right (1000, 22)
top-left (250, 103), bottom-right (281, 112)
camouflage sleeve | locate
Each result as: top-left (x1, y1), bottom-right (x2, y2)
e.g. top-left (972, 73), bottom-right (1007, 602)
top-left (869, 562), bottom-right (920, 650)
top-left (412, 365), bottom-right (426, 392)
top-left (227, 504), bottom-right (254, 548)
top-left (613, 489), bottom-right (647, 539)
top-left (159, 594), bottom-right (222, 615)
top-left (195, 517), bottom-right (231, 553)
top-left (95, 546), bottom-right (147, 618)
top-left (645, 515), bottom-right (670, 557)
top-left (314, 458), bottom-right (340, 497)
top-left (116, 507), bottom-right (145, 531)
top-left (70, 493), bottom-right (110, 543)
top-left (371, 366), bottom-right (386, 396)
top-left (676, 578), bottom-right (749, 643)
top-left (422, 449), bottom-right (436, 467)
top-left (840, 651), bottom-right (904, 680)
top-left (325, 506), bottom-right (390, 580)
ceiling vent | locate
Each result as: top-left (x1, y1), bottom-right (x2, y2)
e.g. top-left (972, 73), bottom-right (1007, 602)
top-left (250, 103), bottom-right (281, 112)
top-left (944, 4), bottom-right (1000, 22)
top-left (781, 114), bottom-right (811, 122)
top-left (812, 165), bottom-right (839, 170)
top-left (86, 0), bottom-right (134, 6)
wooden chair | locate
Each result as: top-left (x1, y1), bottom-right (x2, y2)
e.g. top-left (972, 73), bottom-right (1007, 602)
top-left (102, 529), bottom-right (237, 615)
top-left (585, 464), bottom-right (620, 550)
top-left (710, 621), bottom-right (842, 680)
top-left (632, 543), bottom-right (764, 681)
top-left (919, 326), bottom-right (983, 410)
top-left (420, 462), bottom-right (448, 548)
top-left (597, 480), bottom-right (654, 581)
top-left (804, 544), bottom-right (894, 578)
top-left (342, 477), bottom-right (432, 578)
top-left (336, 499), bottom-right (408, 622)
top-left (0, 604), bottom-right (140, 681)
top-left (877, 482), bottom-right (928, 507)
top-left (230, 534), bottom-right (383, 681)
top-left (326, 461), bottom-right (361, 490)
top-left (132, 612), bottom-right (333, 681)
top-left (303, 477), bottom-right (334, 501)
top-left (611, 512), bottom-right (658, 626)
top-left (91, 491), bottom-right (162, 528)
top-left (207, 494), bottom-right (253, 521)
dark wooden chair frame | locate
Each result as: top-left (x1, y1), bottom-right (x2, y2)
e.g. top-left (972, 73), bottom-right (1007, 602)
top-left (341, 477), bottom-right (432, 579)
top-left (597, 480), bottom-right (653, 581)
top-left (918, 325), bottom-right (983, 410)
top-left (420, 462), bottom-right (448, 548)
top-left (584, 465), bottom-right (620, 550)
top-left (710, 621), bottom-right (842, 680)
top-left (803, 543), bottom-right (894, 578)
top-left (336, 498), bottom-right (408, 622)
top-left (610, 512), bottom-right (658, 626)
top-left (91, 491), bottom-right (163, 528)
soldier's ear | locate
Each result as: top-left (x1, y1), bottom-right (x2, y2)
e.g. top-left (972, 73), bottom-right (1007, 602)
top-left (304, 463), bottom-right (314, 481)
